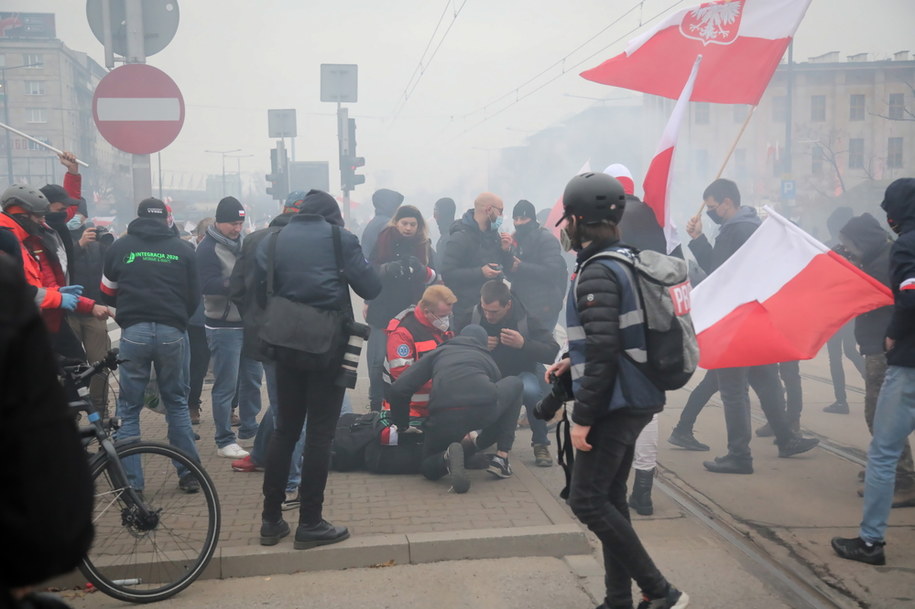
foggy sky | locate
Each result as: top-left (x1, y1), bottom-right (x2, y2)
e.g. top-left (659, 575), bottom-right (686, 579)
top-left (8, 0), bottom-right (915, 212)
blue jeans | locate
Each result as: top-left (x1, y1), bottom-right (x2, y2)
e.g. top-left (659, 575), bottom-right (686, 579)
top-left (252, 363), bottom-right (352, 493)
top-left (860, 365), bottom-right (915, 542)
top-left (116, 323), bottom-right (200, 486)
top-left (206, 326), bottom-right (262, 447)
top-left (519, 371), bottom-right (550, 446)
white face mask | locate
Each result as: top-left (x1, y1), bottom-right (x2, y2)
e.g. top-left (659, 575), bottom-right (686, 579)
top-left (428, 312), bottom-right (450, 332)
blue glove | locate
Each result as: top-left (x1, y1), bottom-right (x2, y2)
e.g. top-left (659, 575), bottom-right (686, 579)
top-left (60, 293), bottom-right (79, 311)
top-left (60, 284), bottom-right (84, 296)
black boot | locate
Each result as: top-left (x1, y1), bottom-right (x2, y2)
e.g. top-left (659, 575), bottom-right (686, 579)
top-left (628, 468), bottom-right (655, 516)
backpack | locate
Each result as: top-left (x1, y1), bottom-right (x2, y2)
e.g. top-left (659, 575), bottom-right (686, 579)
top-left (329, 412), bottom-right (383, 472)
top-left (578, 247), bottom-right (698, 390)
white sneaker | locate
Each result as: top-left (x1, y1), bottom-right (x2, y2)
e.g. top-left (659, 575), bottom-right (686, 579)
top-left (217, 443), bottom-right (249, 459)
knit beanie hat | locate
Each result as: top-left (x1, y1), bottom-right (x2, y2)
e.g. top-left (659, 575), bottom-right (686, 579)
top-left (460, 324), bottom-right (489, 349)
top-left (216, 196), bottom-right (246, 222)
top-left (512, 200), bottom-right (537, 220)
top-left (283, 191), bottom-right (309, 213)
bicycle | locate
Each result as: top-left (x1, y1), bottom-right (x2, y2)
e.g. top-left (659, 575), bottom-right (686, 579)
top-left (61, 349), bottom-right (221, 603)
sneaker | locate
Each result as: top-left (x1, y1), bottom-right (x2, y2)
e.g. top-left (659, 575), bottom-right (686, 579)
top-left (703, 455), bottom-right (753, 474)
top-left (831, 536), bottom-right (886, 565)
top-left (823, 401), bottom-right (850, 414)
top-left (260, 518), bottom-right (290, 546)
top-left (445, 442), bottom-right (470, 494)
top-left (281, 491), bottom-right (301, 511)
top-left (487, 454), bottom-right (513, 479)
top-left (755, 423), bottom-right (774, 437)
top-left (294, 520), bottom-right (350, 550)
top-left (231, 454), bottom-right (263, 472)
top-left (777, 436), bottom-right (819, 458)
top-left (533, 444), bottom-right (553, 467)
top-left (667, 428), bottom-right (710, 452)
top-left (217, 443), bottom-right (249, 459)
top-left (636, 585), bottom-right (689, 609)
top-left (178, 473), bottom-right (200, 494)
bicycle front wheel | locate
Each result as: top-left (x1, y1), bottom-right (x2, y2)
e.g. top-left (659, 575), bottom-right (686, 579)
top-left (80, 441), bottom-right (221, 603)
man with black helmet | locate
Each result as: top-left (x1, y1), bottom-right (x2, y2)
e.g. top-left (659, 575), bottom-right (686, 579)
top-left (546, 173), bottom-right (688, 609)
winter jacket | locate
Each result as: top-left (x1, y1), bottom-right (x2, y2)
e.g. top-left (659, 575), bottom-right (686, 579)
top-left (504, 221), bottom-right (568, 327)
top-left (69, 231), bottom-right (108, 303)
top-left (361, 189), bottom-right (404, 262)
top-left (566, 240), bottom-right (664, 426)
top-left (881, 178), bottom-right (915, 367)
top-left (440, 210), bottom-right (515, 321)
top-left (839, 214), bottom-right (895, 356)
top-left (366, 225), bottom-right (436, 328)
top-left (255, 213), bottom-right (381, 310)
top-left (688, 205), bottom-right (760, 274)
top-left (196, 231), bottom-right (243, 327)
top-left (460, 298), bottom-right (558, 378)
top-left (386, 334), bottom-right (502, 430)
top-left (101, 218), bottom-right (199, 332)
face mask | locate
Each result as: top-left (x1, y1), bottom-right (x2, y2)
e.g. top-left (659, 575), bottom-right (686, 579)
top-left (429, 313), bottom-right (450, 332)
top-left (67, 216), bottom-right (85, 231)
top-left (706, 208), bottom-right (724, 225)
top-left (887, 217), bottom-right (902, 235)
top-left (490, 215), bottom-right (503, 232)
top-left (560, 226), bottom-right (574, 252)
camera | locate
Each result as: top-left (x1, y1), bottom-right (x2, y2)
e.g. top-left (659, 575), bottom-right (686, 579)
top-left (532, 370), bottom-right (574, 421)
top-left (336, 319), bottom-right (372, 389)
top-left (94, 225), bottom-right (115, 245)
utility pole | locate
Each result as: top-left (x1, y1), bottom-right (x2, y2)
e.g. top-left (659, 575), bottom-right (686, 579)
top-left (124, 0), bottom-right (152, 206)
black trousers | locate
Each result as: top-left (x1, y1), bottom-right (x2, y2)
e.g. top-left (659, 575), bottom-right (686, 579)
top-left (778, 360), bottom-right (803, 423)
top-left (262, 362), bottom-right (345, 524)
top-left (567, 411), bottom-right (667, 608)
top-left (187, 324), bottom-right (209, 409)
top-left (826, 322), bottom-right (864, 403)
top-left (718, 364), bottom-right (794, 461)
top-left (420, 376), bottom-right (523, 481)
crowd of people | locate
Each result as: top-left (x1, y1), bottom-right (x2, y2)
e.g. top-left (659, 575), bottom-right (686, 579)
top-left (3, 148), bottom-right (915, 609)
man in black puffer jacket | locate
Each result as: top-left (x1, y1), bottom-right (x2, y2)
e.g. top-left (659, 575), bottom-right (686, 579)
top-left (387, 324), bottom-right (523, 494)
top-left (838, 213), bottom-right (915, 508)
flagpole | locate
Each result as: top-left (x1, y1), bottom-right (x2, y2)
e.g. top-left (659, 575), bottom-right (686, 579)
top-left (0, 121), bottom-right (91, 168)
top-left (693, 105), bottom-right (756, 218)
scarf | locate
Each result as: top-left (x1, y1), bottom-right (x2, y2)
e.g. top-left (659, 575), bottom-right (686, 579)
top-left (206, 224), bottom-right (242, 256)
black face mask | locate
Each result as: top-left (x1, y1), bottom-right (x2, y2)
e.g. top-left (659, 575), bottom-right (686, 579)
top-left (706, 209), bottom-right (724, 225)
top-left (887, 217), bottom-right (902, 235)
top-left (514, 221), bottom-right (536, 234)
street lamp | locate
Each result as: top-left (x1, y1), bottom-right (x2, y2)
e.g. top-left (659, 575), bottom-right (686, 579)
top-left (204, 148), bottom-right (241, 197)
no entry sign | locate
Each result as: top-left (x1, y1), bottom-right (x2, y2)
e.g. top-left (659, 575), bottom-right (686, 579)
top-left (93, 64), bottom-right (185, 155)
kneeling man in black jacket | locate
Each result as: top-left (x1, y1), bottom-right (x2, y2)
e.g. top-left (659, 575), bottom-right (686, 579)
top-left (387, 324), bottom-right (522, 493)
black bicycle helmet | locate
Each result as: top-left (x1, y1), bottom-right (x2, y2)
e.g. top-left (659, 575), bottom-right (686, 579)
top-left (557, 172), bottom-right (626, 226)
top-left (1, 184), bottom-right (51, 215)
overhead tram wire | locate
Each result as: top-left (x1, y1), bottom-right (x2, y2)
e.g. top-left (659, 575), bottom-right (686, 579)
top-left (445, 0), bottom-right (687, 142)
top-left (392, 0), bottom-right (470, 123)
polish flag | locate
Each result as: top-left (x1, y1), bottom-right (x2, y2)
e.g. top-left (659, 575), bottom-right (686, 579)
top-left (547, 160), bottom-right (591, 238)
top-left (580, 0), bottom-right (812, 105)
top-left (692, 207), bottom-right (893, 369)
top-left (642, 56), bottom-right (701, 254)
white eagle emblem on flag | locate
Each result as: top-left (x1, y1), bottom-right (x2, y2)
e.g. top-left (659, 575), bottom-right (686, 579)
top-left (679, 0), bottom-right (745, 46)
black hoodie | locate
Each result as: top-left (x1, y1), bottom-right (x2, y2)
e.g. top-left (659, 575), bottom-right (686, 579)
top-left (880, 178), bottom-right (915, 367)
top-left (101, 218), bottom-right (199, 331)
top-left (840, 213), bottom-right (894, 355)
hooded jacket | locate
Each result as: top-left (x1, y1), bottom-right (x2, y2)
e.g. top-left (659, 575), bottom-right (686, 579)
top-left (881, 178), bottom-right (915, 367)
top-left (504, 220), bottom-right (568, 326)
top-left (839, 214), bottom-right (894, 355)
top-left (386, 332), bottom-right (502, 430)
top-left (101, 218), bottom-right (199, 332)
top-left (440, 209), bottom-right (515, 321)
top-left (362, 189), bottom-right (404, 260)
top-left (688, 205), bottom-right (761, 274)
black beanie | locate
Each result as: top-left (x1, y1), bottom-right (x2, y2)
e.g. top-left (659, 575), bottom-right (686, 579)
top-left (460, 324), bottom-right (489, 349)
top-left (299, 189), bottom-right (344, 227)
top-left (216, 196), bottom-right (246, 223)
top-left (512, 200), bottom-right (537, 221)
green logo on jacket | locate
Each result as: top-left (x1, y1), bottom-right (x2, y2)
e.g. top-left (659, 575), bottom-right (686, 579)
top-left (123, 251), bottom-right (179, 264)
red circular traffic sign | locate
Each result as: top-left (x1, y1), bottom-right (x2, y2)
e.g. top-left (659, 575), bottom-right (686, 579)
top-left (92, 64), bottom-right (185, 155)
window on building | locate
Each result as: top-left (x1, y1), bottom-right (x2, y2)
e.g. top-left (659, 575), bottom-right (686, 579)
top-left (733, 104), bottom-right (748, 123)
top-left (810, 95), bottom-right (826, 122)
top-left (811, 145), bottom-right (824, 175)
top-left (888, 137), bottom-right (904, 169)
top-left (26, 137), bottom-right (50, 151)
top-left (850, 94), bottom-right (866, 121)
top-left (26, 108), bottom-right (47, 123)
top-left (694, 102), bottom-right (710, 125)
top-left (23, 54), bottom-right (43, 69)
top-left (772, 96), bottom-right (787, 123)
top-left (848, 138), bottom-right (864, 169)
top-left (888, 93), bottom-right (905, 120)
top-left (695, 149), bottom-right (709, 178)
top-left (25, 81), bottom-right (44, 95)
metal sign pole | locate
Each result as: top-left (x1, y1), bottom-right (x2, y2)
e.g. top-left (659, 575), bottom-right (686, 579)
top-left (125, 0), bottom-right (152, 210)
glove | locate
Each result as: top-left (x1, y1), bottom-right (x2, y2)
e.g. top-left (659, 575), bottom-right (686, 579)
top-left (60, 293), bottom-right (79, 311)
top-left (383, 261), bottom-right (406, 280)
top-left (60, 284), bottom-right (84, 296)
top-left (407, 256), bottom-right (427, 277)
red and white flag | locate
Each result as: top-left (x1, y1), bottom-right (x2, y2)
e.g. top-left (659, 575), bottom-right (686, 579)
top-left (692, 208), bottom-right (893, 369)
top-left (642, 56), bottom-right (701, 254)
top-left (547, 160), bottom-right (591, 238)
top-left (581, 0), bottom-right (812, 105)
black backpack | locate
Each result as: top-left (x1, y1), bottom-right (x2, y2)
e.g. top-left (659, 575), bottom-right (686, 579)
top-left (330, 412), bottom-right (383, 472)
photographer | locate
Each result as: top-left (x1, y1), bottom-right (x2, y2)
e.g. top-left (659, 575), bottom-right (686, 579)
top-left (546, 173), bottom-right (688, 609)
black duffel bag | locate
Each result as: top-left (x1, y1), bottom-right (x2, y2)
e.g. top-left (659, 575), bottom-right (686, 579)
top-left (330, 412), bottom-right (383, 472)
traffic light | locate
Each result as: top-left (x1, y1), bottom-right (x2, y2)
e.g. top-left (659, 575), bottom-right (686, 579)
top-left (340, 118), bottom-right (365, 192)
top-left (266, 144), bottom-right (289, 201)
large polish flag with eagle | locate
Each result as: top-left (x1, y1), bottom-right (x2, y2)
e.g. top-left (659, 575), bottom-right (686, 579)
top-left (691, 208), bottom-right (893, 369)
top-left (581, 0), bottom-right (812, 105)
